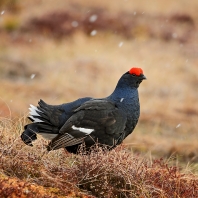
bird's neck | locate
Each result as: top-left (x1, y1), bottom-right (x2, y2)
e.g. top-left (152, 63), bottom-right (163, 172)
top-left (108, 86), bottom-right (138, 102)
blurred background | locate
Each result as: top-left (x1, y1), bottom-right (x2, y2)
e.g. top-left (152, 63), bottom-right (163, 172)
top-left (0, 0), bottom-right (197, 170)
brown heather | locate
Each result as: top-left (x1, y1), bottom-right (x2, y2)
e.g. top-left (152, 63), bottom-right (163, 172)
top-left (0, 117), bottom-right (197, 197)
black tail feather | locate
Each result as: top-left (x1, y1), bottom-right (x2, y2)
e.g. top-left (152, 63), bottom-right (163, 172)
top-left (37, 122), bottom-right (59, 134)
top-left (37, 99), bottom-right (63, 127)
top-left (21, 99), bottom-right (62, 146)
top-left (38, 99), bottom-right (50, 114)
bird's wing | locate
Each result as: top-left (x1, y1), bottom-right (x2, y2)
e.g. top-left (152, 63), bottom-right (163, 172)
top-left (47, 99), bottom-right (127, 150)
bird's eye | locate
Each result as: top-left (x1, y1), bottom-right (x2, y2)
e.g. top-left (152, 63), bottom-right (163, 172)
top-left (132, 74), bottom-right (136, 76)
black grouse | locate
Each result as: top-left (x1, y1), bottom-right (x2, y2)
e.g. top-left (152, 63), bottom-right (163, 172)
top-left (21, 67), bottom-right (146, 154)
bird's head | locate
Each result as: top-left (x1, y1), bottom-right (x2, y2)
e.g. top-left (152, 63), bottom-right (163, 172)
top-left (118, 67), bottom-right (146, 89)
top-left (129, 68), bottom-right (146, 79)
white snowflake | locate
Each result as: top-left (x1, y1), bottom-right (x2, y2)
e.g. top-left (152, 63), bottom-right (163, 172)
top-left (176, 124), bottom-right (181, 128)
top-left (118, 42), bottom-right (123, 47)
top-left (172, 33), bottom-right (177, 38)
top-left (90, 30), bottom-right (97, 36)
top-left (71, 21), bottom-right (79, 27)
top-left (89, 14), bottom-right (98, 23)
top-left (30, 74), bottom-right (36, 79)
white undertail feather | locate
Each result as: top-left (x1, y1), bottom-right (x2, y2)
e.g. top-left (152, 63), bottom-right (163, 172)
top-left (29, 104), bottom-right (44, 123)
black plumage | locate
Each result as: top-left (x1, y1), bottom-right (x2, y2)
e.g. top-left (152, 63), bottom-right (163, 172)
top-left (21, 68), bottom-right (146, 154)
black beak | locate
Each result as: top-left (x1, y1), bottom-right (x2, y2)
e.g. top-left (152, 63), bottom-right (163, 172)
top-left (141, 74), bottom-right (147, 80)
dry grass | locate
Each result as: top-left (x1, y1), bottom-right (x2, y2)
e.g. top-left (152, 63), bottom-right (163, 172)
top-left (0, 117), bottom-right (198, 198)
top-left (0, 117), bottom-right (91, 197)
